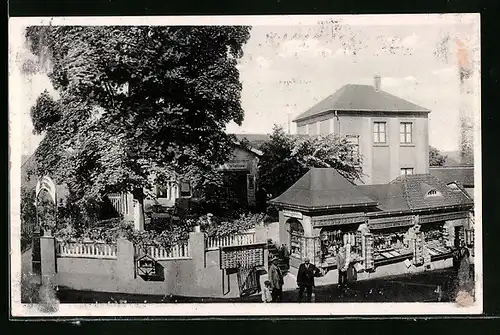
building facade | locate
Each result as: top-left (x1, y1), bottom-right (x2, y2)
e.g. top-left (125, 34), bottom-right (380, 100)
top-left (294, 76), bottom-right (430, 184)
top-left (269, 168), bottom-right (474, 282)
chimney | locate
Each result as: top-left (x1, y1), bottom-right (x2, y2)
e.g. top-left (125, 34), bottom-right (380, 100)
top-left (374, 75), bottom-right (381, 92)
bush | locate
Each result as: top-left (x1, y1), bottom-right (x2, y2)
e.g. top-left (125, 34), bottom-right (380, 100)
top-left (21, 271), bottom-right (41, 303)
top-left (203, 212), bottom-right (264, 238)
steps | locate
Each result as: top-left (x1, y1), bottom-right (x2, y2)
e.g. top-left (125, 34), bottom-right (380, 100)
top-left (267, 242), bottom-right (289, 272)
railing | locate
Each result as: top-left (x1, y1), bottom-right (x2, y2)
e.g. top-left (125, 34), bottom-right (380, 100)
top-left (205, 230), bottom-right (256, 251)
top-left (136, 242), bottom-right (191, 260)
top-left (56, 241), bottom-right (117, 259)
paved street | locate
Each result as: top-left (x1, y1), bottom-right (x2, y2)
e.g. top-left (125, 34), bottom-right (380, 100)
top-left (56, 266), bottom-right (473, 304)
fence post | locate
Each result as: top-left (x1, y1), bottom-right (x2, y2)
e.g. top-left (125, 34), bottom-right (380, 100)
top-left (189, 232), bottom-right (205, 271)
top-left (116, 238), bottom-right (135, 281)
top-left (254, 224), bottom-right (267, 243)
top-left (40, 234), bottom-right (56, 287)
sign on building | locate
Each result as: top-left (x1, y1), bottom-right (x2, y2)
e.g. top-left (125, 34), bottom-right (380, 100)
top-left (136, 254), bottom-right (163, 281)
top-left (283, 210), bottom-right (303, 220)
top-left (220, 161), bottom-right (249, 171)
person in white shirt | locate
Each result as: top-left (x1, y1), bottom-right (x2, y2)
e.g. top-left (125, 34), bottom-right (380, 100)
top-left (261, 280), bottom-right (273, 303)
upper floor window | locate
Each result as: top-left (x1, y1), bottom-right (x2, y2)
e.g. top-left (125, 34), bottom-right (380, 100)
top-left (346, 135), bottom-right (360, 165)
top-left (400, 122), bottom-right (413, 144)
top-left (373, 122), bottom-right (387, 143)
top-left (179, 181), bottom-right (192, 198)
top-left (401, 168), bottom-right (414, 175)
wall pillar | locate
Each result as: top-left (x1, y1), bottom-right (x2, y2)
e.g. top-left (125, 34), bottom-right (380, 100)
top-left (254, 223), bottom-right (267, 243)
top-left (116, 238), bottom-right (135, 281)
top-left (278, 211), bottom-right (287, 245)
top-left (189, 232), bottom-right (205, 271)
top-left (40, 235), bottom-right (56, 286)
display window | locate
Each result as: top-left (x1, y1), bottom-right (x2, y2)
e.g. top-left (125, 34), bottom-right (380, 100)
top-left (319, 227), bottom-right (362, 267)
top-left (372, 227), bottom-right (412, 262)
top-left (419, 223), bottom-right (453, 256)
top-left (289, 220), bottom-right (304, 259)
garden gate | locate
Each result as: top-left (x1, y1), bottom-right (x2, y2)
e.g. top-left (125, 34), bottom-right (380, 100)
top-left (220, 242), bottom-right (266, 297)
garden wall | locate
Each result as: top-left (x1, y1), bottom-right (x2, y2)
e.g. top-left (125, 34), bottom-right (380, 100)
top-left (43, 230), bottom-right (266, 299)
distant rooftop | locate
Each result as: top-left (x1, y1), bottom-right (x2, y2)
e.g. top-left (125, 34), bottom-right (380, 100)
top-left (232, 134), bottom-right (270, 149)
top-left (294, 78), bottom-right (430, 123)
top-left (429, 166), bottom-right (474, 187)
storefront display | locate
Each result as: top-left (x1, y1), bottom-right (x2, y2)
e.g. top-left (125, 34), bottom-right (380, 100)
top-left (420, 223), bottom-right (453, 257)
top-left (413, 232), bottom-right (424, 265)
top-left (319, 228), bottom-right (362, 267)
top-left (289, 220), bottom-right (304, 259)
top-left (364, 233), bottom-right (374, 270)
top-left (372, 228), bottom-right (412, 263)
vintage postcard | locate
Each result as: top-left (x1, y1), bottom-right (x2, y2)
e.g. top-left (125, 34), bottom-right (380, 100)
top-left (9, 14), bottom-right (482, 317)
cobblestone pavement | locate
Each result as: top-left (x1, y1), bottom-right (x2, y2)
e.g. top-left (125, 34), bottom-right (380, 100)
top-left (56, 266), bottom-right (474, 304)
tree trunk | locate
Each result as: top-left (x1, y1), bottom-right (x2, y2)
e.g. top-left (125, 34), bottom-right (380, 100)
top-left (132, 188), bottom-right (145, 231)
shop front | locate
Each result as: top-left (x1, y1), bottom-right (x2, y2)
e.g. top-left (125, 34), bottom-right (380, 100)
top-left (269, 168), bottom-right (475, 283)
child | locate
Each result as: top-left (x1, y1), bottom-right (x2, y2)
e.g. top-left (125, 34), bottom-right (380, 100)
top-left (262, 280), bottom-right (273, 303)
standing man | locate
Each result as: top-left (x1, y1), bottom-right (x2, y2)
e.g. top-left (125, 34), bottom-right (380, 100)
top-left (268, 257), bottom-right (284, 302)
top-left (337, 245), bottom-right (348, 291)
top-left (281, 244), bottom-right (290, 269)
top-left (297, 258), bottom-right (320, 302)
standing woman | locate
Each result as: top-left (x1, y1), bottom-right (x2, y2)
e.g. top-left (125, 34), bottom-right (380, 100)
top-left (458, 245), bottom-right (471, 293)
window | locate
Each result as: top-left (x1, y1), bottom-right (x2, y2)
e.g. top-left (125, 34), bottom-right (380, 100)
top-left (425, 189), bottom-right (442, 197)
top-left (179, 181), bottom-right (192, 197)
top-left (373, 122), bottom-right (387, 143)
top-left (346, 135), bottom-right (360, 165)
top-left (157, 181), bottom-right (175, 199)
top-left (400, 122), bottom-right (413, 144)
top-left (289, 220), bottom-right (305, 258)
top-left (401, 168), bottom-right (414, 175)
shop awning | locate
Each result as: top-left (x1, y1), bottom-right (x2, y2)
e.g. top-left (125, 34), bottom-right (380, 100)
top-left (368, 215), bottom-right (414, 230)
top-left (311, 213), bottom-right (366, 227)
top-left (419, 211), bottom-right (469, 224)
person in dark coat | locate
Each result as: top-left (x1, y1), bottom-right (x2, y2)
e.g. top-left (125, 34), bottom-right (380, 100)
top-left (268, 257), bottom-right (284, 302)
top-left (281, 244), bottom-right (290, 268)
top-left (297, 258), bottom-right (320, 302)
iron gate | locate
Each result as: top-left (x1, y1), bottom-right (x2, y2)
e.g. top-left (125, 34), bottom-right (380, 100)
top-left (237, 266), bottom-right (260, 297)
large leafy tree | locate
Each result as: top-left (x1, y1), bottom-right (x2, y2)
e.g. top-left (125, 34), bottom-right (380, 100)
top-left (258, 126), bottom-right (363, 200)
top-left (25, 25), bottom-right (251, 229)
top-left (429, 145), bottom-right (447, 166)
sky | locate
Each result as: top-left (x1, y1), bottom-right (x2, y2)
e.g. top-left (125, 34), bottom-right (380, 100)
top-left (10, 15), bottom-right (480, 157)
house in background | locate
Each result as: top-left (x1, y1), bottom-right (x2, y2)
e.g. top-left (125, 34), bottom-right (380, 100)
top-left (293, 75), bottom-right (431, 185)
top-left (109, 138), bottom-right (265, 220)
top-left (429, 166), bottom-right (474, 199)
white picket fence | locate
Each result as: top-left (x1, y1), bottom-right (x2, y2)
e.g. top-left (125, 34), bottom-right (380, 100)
top-left (205, 230), bottom-right (256, 251)
top-left (56, 241), bottom-right (117, 259)
top-left (136, 243), bottom-right (190, 260)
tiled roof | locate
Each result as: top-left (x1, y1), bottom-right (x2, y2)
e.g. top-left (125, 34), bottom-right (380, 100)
top-left (357, 184), bottom-right (410, 212)
top-left (390, 174), bottom-right (473, 210)
top-left (294, 84), bottom-right (430, 122)
top-left (429, 166), bottom-right (474, 187)
top-left (269, 168), bottom-right (378, 211)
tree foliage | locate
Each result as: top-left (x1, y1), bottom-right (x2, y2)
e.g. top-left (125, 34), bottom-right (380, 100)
top-left (429, 145), bottom-right (447, 166)
top-left (25, 25), bottom-right (251, 224)
top-left (258, 125), bottom-right (364, 199)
